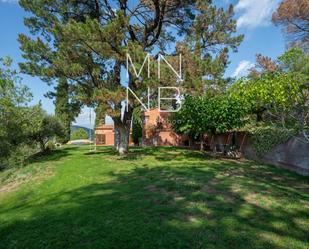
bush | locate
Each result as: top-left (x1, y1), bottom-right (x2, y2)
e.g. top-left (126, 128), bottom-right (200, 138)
top-left (45, 141), bottom-right (55, 152)
top-left (0, 143), bottom-right (38, 170)
top-left (71, 128), bottom-right (88, 140)
top-left (30, 112), bottom-right (65, 152)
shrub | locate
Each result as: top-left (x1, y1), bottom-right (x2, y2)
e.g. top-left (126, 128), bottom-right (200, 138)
top-left (45, 141), bottom-right (55, 152)
top-left (0, 143), bottom-right (38, 170)
top-left (30, 112), bottom-right (65, 152)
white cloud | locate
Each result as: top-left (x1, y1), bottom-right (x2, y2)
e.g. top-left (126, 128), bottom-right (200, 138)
top-left (232, 60), bottom-right (254, 78)
top-left (235, 0), bottom-right (280, 28)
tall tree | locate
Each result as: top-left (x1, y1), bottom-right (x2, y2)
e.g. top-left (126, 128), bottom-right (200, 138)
top-left (171, 95), bottom-right (246, 150)
top-left (272, 0), bottom-right (309, 50)
top-left (0, 57), bottom-right (32, 168)
top-left (249, 54), bottom-right (278, 78)
top-left (48, 78), bottom-right (81, 143)
top-left (19, 0), bottom-right (242, 154)
top-left (230, 48), bottom-right (309, 142)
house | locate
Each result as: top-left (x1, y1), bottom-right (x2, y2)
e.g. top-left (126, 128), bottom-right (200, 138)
top-left (95, 124), bottom-right (115, 146)
top-left (95, 108), bottom-right (186, 146)
top-left (95, 124), bottom-right (134, 146)
top-left (142, 108), bottom-right (186, 146)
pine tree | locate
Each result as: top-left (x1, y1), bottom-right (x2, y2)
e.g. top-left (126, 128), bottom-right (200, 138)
top-left (272, 0), bottom-right (309, 50)
top-left (18, 0), bottom-right (243, 154)
top-left (54, 78), bottom-right (81, 143)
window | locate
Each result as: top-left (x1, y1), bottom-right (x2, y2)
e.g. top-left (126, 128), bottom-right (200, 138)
top-left (96, 134), bottom-right (106, 145)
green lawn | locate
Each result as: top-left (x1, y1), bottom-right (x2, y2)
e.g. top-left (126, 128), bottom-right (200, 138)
top-left (0, 146), bottom-right (308, 249)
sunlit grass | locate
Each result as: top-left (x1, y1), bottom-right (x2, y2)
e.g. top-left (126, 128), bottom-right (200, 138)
top-left (0, 146), bottom-right (308, 249)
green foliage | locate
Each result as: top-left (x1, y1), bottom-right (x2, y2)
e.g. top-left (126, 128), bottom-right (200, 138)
top-left (249, 126), bottom-right (295, 157)
top-left (229, 48), bottom-right (308, 143)
top-left (18, 0), bottom-right (243, 153)
top-left (30, 111), bottom-right (65, 152)
top-left (278, 47), bottom-right (309, 75)
top-left (2, 143), bottom-right (38, 170)
top-left (171, 94), bottom-right (246, 137)
top-left (0, 57), bottom-right (63, 169)
top-left (0, 57), bottom-right (35, 169)
top-left (205, 95), bottom-right (247, 134)
top-left (45, 140), bottom-right (56, 152)
top-left (71, 128), bottom-right (88, 140)
top-left (52, 78), bottom-right (81, 143)
top-left (132, 109), bottom-right (143, 145)
top-left (229, 72), bottom-right (305, 121)
top-left (170, 95), bottom-right (206, 137)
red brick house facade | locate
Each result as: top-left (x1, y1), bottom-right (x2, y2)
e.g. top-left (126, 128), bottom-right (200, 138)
top-left (141, 108), bottom-right (186, 146)
top-left (95, 124), bottom-right (115, 146)
top-left (95, 108), bottom-right (186, 146)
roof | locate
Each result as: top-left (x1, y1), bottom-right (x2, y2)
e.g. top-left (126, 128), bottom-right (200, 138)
top-left (95, 124), bottom-right (114, 130)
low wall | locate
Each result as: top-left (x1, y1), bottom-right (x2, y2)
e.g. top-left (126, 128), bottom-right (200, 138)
top-left (242, 135), bottom-right (309, 176)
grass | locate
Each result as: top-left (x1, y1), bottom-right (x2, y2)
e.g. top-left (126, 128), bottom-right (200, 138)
top-left (0, 146), bottom-right (308, 249)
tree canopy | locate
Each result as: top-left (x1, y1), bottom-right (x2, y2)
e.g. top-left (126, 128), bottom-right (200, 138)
top-left (272, 0), bottom-right (309, 50)
top-left (18, 0), bottom-right (243, 154)
top-left (170, 94), bottom-right (246, 143)
top-left (230, 48), bottom-right (309, 142)
top-left (0, 57), bottom-right (63, 169)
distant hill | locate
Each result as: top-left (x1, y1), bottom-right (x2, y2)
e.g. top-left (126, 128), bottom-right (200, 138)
top-left (71, 125), bottom-right (94, 141)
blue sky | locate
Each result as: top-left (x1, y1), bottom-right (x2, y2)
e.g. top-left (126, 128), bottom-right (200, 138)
top-left (0, 0), bottom-right (285, 127)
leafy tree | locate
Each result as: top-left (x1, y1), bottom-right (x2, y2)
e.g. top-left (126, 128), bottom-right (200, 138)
top-left (0, 58), bottom-right (61, 168)
top-left (232, 48), bottom-right (309, 128)
top-left (205, 96), bottom-right (246, 134)
top-left (170, 95), bottom-right (205, 146)
top-left (230, 73), bottom-right (302, 120)
top-left (249, 54), bottom-right (278, 77)
top-left (48, 78), bottom-right (81, 143)
top-left (230, 72), bottom-right (308, 142)
top-left (171, 95), bottom-right (246, 150)
top-left (277, 47), bottom-right (309, 76)
top-left (30, 111), bottom-right (65, 152)
top-left (71, 128), bottom-right (88, 140)
top-left (272, 0), bottom-right (309, 50)
top-left (19, 0), bottom-right (243, 154)
top-left (0, 57), bottom-right (33, 168)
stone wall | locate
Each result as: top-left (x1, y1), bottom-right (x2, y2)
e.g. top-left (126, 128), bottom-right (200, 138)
top-left (242, 135), bottom-right (309, 176)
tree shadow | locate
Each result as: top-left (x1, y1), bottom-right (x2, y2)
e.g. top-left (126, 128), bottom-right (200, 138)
top-left (27, 146), bottom-right (78, 164)
top-left (1, 157), bottom-right (308, 249)
top-left (83, 146), bottom-right (118, 156)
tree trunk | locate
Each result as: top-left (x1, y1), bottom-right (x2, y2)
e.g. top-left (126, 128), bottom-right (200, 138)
top-left (200, 134), bottom-right (204, 151)
top-left (118, 125), bottom-right (130, 155)
top-left (64, 120), bottom-right (71, 143)
top-left (113, 112), bottom-right (132, 155)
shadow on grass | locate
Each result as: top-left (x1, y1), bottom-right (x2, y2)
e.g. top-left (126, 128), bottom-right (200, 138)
top-left (1, 154), bottom-right (308, 249)
top-left (27, 146), bottom-right (79, 164)
top-left (108, 146), bottom-right (210, 162)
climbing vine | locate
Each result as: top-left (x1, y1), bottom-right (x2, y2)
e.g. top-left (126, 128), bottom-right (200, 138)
top-left (249, 126), bottom-right (295, 157)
